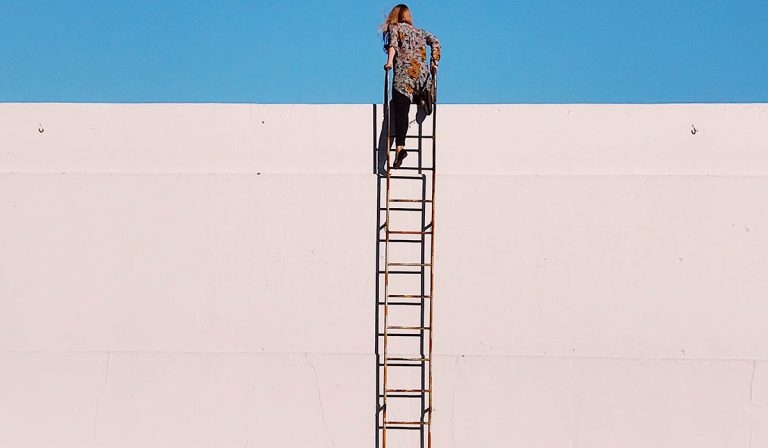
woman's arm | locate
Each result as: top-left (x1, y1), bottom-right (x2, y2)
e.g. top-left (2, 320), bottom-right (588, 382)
top-left (384, 46), bottom-right (395, 70)
top-left (383, 25), bottom-right (398, 70)
top-left (426, 32), bottom-right (441, 74)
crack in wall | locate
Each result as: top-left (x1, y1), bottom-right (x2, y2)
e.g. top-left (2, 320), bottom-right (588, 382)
top-left (304, 354), bottom-right (336, 448)
top-left (451, 388), bottom-right (457, 448)
top-left (450, 355), bottom-right (462, 448)
top-left (93, 352), bottom-right (111, 448)
top-left (750, 360), bottom-right (756, 405)
top-left (749, 361), bottom-right (757, 448)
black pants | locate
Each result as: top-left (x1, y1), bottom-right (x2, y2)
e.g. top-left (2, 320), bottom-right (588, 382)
top-left (390, 89), bottom-right (410, 146)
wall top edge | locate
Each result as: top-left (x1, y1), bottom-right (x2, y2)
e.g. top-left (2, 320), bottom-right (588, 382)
top-left (0, 102), bottom-right (767, 107)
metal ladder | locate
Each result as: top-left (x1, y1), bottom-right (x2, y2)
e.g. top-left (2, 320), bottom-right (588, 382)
top-left (374, 69), bottom-right (437, 448)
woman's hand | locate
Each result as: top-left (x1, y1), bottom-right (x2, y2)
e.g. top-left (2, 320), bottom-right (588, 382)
top-left (384, 62), bottom-right (393, 71)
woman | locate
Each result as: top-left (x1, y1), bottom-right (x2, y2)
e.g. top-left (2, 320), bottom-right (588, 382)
top-left (382, 4), bottom-right (441, 169)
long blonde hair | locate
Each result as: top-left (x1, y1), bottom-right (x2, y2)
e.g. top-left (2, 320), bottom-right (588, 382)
top-left (381, 4), bottom-right (413, 33)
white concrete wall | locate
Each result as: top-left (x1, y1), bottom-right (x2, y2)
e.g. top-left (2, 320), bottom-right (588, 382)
top-left (1, 103), bottom-right (767, 447)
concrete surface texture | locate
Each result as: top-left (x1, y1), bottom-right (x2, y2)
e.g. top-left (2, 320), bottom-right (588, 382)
top-left (1, 103), bottom-right (767, 447)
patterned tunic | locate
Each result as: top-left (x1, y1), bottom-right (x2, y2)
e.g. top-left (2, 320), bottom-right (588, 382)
top-left (385, 23), bottom-right (441, 101)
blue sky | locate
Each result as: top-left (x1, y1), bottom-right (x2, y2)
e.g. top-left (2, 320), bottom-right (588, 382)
top-left (1, 0), bottom-right (766, 103)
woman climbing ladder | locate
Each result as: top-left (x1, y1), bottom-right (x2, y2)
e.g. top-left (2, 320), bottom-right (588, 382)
top-left (382, 4), bottom-right (441, 169)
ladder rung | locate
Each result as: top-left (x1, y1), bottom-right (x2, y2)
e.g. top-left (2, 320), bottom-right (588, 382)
top-left (386, 389), bottom-right (430, 393)
top-left (378, 301), bottom-right (422, 306)
top-left (378, 332), bottom-right (421, 337)
top-left (388, 262), bottom-right (431, 267)
top-left (379, 393), bottom-right (424, 399)
top-left (390, 199), bottom-right (432, 203)
top-left (379, 425), bottom-right (423, 431)
top-left (388, 148), bottom-right (419, 152)
top-left (384, 421), bottom-right (427, 426)
top-left (378, 239), bottom-right (423, 243)
top-left (379, 208), bottom-right (423, 212)
top-left (388, 175), bottom-right (425, 180)
top-left (379, 363), bottom-right (421, 367)
top-left (387, 326), bottom-right (430, 330)
top-left (378, 270), bottom-right (422, 275)
top-left (405, 135), bottom-right (434, 139)
top-left (395, 167), bottom-right (434, 171)
top-left (388, 294), bottom-right (431, 299)
top-left (388, 230), bottom-right (433, 235)
top-left (387, 357), bottom-right (429, 362)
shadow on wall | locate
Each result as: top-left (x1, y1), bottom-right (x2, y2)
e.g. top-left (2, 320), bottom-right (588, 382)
top-left (376, 104), bottom-right (428, 175)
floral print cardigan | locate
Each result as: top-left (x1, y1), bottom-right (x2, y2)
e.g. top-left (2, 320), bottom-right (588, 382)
top-left (385, 23), bottom-right (441, 101)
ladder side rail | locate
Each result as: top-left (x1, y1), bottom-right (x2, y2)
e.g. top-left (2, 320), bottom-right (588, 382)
top-left (382, 68), bottom-right (393, 448)
top-left (432, 75), bottom-right (437, 172)
top-left (427, 97), bottom-right (437, 448)
top-left (412, 117), bottom-right (426, 448)
top-left (374, 125), bottom-right (382, 448)
top-left (419, 171), bottom-right (428, 447)
top-left (417, 113), bottom-right (424, 174)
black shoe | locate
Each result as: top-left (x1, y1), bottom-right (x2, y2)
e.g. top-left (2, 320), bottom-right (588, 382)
top-left (393, 149), bottom-right (408, 169)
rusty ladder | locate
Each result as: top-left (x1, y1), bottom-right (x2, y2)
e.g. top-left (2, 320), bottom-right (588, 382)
top-left (374, 68), bottom-right (437, 448)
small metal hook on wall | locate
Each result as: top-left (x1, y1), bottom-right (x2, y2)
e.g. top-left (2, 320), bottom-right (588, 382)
top-left (38, 123), bottom-right (44, 133)
top-left (691, 124), bottom-right (697, 135)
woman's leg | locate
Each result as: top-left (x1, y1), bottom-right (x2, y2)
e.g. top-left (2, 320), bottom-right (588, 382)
top-left (392, 90), bottom-right (409, 146)
top-left (391, 90), bottom-right (410, 166)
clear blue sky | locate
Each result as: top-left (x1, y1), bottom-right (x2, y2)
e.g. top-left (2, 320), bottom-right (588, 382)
top-left (2, 0), bottom-right (766, 103)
